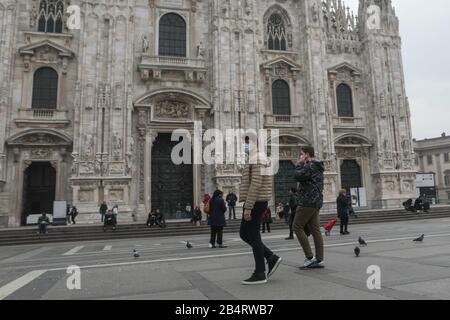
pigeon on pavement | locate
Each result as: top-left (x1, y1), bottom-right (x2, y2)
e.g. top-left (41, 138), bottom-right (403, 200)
top-left (413, 234), bottom-right (425, 242)
top-left (354, 247), bottom-right (361, 257)
top-left (133, 249), bottom-right (140, 258)
top-left (358, 237), bottom-right (368, 246)
top-left (186, 241), bottom-right (193, 249)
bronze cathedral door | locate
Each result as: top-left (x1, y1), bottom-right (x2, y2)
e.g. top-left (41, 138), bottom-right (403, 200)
top-left (151, 133), bottom-right (193, 219)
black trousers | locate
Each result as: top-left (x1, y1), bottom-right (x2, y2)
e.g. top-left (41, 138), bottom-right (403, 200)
top-left (39, 224), bottom-right (47, 234)
top-left (262, 222), bottom-right (271, 233)
top-left (340, 216), bottom-right (349, 233)
top-left (228, 206), bottom-right (236, 220)
top-left (240, 202), bottom-right (274, 274)
top-left (210, 226), bottom-right (224, 245)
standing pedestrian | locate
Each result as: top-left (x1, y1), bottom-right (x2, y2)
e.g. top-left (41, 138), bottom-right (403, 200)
top-left (185, 203), bottom-right (192, 222)
top-left (276, 203), bottom-right (284, 220)
top-left (286, 188), bottom-right (298, 240)
top-left (99, 201), bottom-right (108, 223)
top-left (66, 204), bottom-right (72, 225)
top-left (226, 190), bottom-right (238, 220)
top-left (293, 146), bottom-right (325, 269)
top-left (209, 190), bottom-right (227, 248)
top-left (337, 189), bottom-right (350, 235)
top-left (193, 206), bottom-right (202, 226)
top-left (175, 203), bottom-right (182, 219)
top-left (71, 206), bottom-right (78, 225)
top-left (261, 207), bottom-right (273, 233)
top-left (239, 150), bottom-right (282, 285)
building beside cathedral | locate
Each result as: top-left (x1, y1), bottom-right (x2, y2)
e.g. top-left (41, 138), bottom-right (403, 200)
top-left (0, 0), bottom-right (416, 227)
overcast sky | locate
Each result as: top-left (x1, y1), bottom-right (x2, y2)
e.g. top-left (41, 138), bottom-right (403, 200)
top-left (345, 0), bottom-right (450, 139)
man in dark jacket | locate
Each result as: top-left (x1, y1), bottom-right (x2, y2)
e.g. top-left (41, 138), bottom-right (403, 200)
top-left (286, 188), bottom-right (298, 240)
top-left (226, 191), bottom-right (238, 220)
top-left (209, 190), bottom-right (227, 248)
top-left (99, 202), bottom-right (108, 223)
top-left (293, 146), bottom-right (325, 269)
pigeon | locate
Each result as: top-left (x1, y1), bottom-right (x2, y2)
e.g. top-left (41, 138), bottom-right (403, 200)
top-left (358, 237), bottom-right (368, 246)
top-left (354, 247), bottom-right (361, 257)
top-left (186, 241), bottom-right (193, 249)
top-left (133, 249), bottom-right (140, 258)
top-left (413, 234), bottom-right (425, 242)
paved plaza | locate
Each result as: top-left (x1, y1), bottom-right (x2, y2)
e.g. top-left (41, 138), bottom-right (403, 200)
top-left (0, 218), bottom-right (449, 300)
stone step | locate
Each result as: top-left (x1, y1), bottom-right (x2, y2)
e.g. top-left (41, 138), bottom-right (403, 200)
top-left (1, 209), bottom-right (449, 246)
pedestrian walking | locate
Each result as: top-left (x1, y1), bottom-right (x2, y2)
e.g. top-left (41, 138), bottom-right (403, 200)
top-left (239, 149), bottom-right (282, 285)
top-left (261, 207), bottom-right (273, 233)
top-left (226, 190), bottom-right (238, 220)
top-left (337, 189), bottom-right (350, 235)
top-left (99, 201), bottom-right (108, 223)
top-left (286, 188), bottom-right (298, 240)
top-left (209, 190), bottom-right (228, 248)
top-left (293, 146), bottom-right (325, 269)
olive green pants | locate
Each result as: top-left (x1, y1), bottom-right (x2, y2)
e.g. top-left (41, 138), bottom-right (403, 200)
top-left (293, 207), bottom-right (324, 262)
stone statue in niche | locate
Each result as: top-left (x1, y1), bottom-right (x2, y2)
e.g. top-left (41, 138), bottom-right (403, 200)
top-left (112, 132), bottom-right (123, 161)
top-left (142, 35), bottom-right (149, 53)
top-left (311, 3), bottom-right (319, 22)
top-left (84, 134), bottom-right (94, 160)
top-left (197, 42), bottom-right (205, 59)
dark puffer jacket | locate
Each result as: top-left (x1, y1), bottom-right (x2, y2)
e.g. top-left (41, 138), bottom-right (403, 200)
top-left (295, 160), bottom-right (325, 209)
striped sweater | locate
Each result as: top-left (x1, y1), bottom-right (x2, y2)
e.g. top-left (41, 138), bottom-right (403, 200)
top-left (240, 163), bottom-right (273, 210)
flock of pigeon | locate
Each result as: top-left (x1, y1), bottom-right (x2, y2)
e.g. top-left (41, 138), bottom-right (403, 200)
top-left (131, 235), bottom-right (426, 259)
top-left (354, 234), bottom-right (425, 257)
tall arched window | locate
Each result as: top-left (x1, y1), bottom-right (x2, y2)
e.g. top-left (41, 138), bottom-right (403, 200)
top-left (340, 160), bottom-right (362, 190)
top-left (336, 83), bottom-right (354, 117)
top-left (267, 14), bottom-right (287, 51)
top-left (37, 0), bottom-right (64, 33)
top-left (159, 13), bottom-right (187, 57)
top-left (32, 68), bottom-right (58, 109)
top-left (272, 80), bottom-right (291, 115)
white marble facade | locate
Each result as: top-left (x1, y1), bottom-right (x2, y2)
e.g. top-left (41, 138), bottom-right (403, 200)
top-left (0, 0), bottom-right (416, 227)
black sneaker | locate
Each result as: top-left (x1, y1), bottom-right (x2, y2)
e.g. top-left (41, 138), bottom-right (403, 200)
top-left (285, 236), bottom-right (294, 240)
top-left (267, 255), bottom-right (282, 278)
top-left (242, 273), bottom-right (267, 285)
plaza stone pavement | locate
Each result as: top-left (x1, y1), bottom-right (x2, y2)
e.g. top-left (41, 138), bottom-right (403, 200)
top-left (0, 218), bottom-right (449, 300)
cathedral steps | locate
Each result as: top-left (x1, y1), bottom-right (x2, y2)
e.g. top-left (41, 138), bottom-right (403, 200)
top-left (0, 207), bottom-right (449, 246)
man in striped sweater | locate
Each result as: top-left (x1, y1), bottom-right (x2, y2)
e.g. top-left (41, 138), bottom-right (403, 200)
top-left (239, 151), bottom-right (283, 285)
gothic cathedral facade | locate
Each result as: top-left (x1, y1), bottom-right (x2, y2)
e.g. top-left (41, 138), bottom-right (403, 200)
top-left (0, 0), bottom-right (416, 226)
